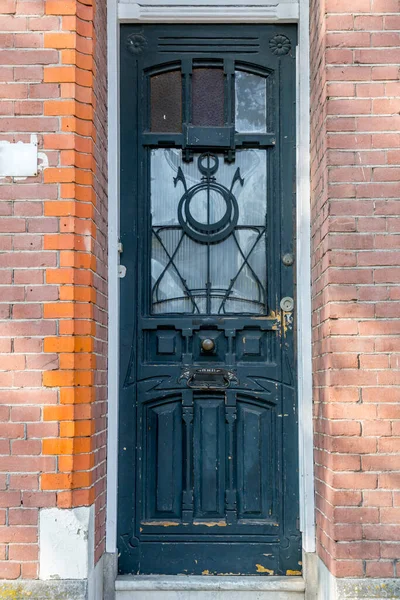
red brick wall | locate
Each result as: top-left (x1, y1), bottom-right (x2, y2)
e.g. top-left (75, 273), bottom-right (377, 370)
top-left (0, 0), bottom-right (107, 579)
top-left (311, 0), bottom-right (400, 579)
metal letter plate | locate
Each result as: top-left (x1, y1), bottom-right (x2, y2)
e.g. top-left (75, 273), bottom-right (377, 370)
top-left (179, 367), bottom-right (238, 390)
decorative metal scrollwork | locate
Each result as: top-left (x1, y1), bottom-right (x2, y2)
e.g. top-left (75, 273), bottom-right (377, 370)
top-left (174, 153), bottom-right (243, 245)
top-left (152, 150), bottom-right (267, 315)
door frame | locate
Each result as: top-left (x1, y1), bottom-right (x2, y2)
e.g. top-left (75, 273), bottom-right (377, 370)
top-left (106, 0), bottom-right (315, 558)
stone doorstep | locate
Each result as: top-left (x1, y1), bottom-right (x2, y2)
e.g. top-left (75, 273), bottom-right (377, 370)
top-left (0, 580), bottom-right (87, 600)
top-left (115, 575), bottom-right (305, 599)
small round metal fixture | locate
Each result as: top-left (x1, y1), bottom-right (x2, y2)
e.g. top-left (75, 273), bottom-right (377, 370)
top-left (269, 34), bottom-right (291, 56)
top-left (282, 253), bottom-right (294, 267)
top-left (280, 297), bottom-right (294, 312)
top-left (126, 33), bottom-right (148, 55)
top-left (201, 338), bottom-right (215, 352)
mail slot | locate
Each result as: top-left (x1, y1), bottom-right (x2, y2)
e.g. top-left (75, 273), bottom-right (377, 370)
top-left (179, 367), bottom-right (239, 390)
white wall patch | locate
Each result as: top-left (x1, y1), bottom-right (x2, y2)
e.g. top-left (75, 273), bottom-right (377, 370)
top-left (39, 506), bottom-right (95, 581)
top-left (0, 141), bottom-right (38, 177)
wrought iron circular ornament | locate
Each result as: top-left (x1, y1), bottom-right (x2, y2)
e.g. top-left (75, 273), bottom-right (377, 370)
top-left (269, 34), bottom-right (291, 56)
top-left (126, 33), bottom-right (148, 55)
top-left (175, 153), bottom-right (243, 245)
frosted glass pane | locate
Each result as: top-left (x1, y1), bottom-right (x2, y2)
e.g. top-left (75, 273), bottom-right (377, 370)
top-left (235, 71), bottom-right (267, 133)
top-left (151, 149), bottom-right (267, 315)
top-left (151, 149), bottom-right (266, 227)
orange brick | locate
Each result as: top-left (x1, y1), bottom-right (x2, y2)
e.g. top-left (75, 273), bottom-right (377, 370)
top-left (75, 136), bottom-right (94, 154)
top-left (62, 116), bottom-right (94, 138)
top-left (46, 0), bottom-right (77, 15)
top-left (45, 201), bottom-right (75, 217)
top-left (75, 371), bottom-right (93, 387)
top-left (41, 473), bottom-right (72, 490)
top-left (59, 353), bottom-right (96, 370)
top-left (59, 217), bottom-right (96, 236)
top-left (74, 103), bottom-right (93, 122)
top-left (44, 100), bottom-right (75, 116)
top-left (60, 387), bottom-right (95, 405)
top-left (74, 185), bottom-right (96, 204)
top-left (76, 3), bottom-right (93, 21)
top-left (59, 251), bottom-right (95, 269)
top-left (75, 68), bottom-right (93, 88)
top-left (43, 437), bottom-right (91, 455)
top-left (46, 268), bottom-right (75, 285)
top-left (76, 35), bottom-right (94, 55)
top-left (60, 150), bottom-right (93, 169)
top-left (60, 150), bottom-right (76, 166)
top-left (57, 487), bottom-right (95, 509)
top-left (62, 14), bottom-right (94, 35)
top-left (43, 439), bottom-right (73, 455)
top-left (44, 201), bottom-right (93, 219)
top-left (43, 406), bottom-right (75, 421)
top-left (44, 33), bottom-right (76, 49)
top-left (44, 67), bottom-right (76, 83)
top-left (62, 15), bottom-right (77, 30)
top-left (43, 303), bottom-right (93, 319)
top-left (41, 472), bottom-right (92, 490)
top-left (43, 371), bottom-right (75, 388)
top-left (61, 82), bottom-right (93, 104)
top-left (44, 168), bottom-right (75, 184)
top-left (59, 318), bottom-right (95, 335)
top-left (62, 49), bottom-right (94, 72)
top-left (59, 286), bottom-right (96, 303)
top-left (60, 183), bottom-right (76, 199)
top-left (76, 170), bottom-right (93, 186)
top-left (44, 303), bottom-right (74, 319)
top-left (44, 233), bottom-right (90, 251)
top-left (59, 453), bottom-right (95, 472)
top-left (44, 134), bottom-right (75, 150)
top-left (59, 182), bottom-right (96, 203)
top-left (60, 420), bottom-right (94, 437)
top-left (44, 337), bottom-right (93, 353)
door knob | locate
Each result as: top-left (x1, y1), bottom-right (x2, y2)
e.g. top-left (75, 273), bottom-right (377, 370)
top-left (201, 338), bottom-right (215, 352)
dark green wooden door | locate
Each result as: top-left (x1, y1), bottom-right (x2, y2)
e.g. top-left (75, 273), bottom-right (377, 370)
top-left (118, 24), bottom-right (300, 576)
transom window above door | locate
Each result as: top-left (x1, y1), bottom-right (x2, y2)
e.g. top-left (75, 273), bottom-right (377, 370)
top-left (150, 66), bottom-right (268, 133)
top-left (144, 60), bottom-right (275, 154)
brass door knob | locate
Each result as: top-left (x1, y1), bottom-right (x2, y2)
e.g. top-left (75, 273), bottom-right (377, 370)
top-left (201, 338), bottom-right (215, 352)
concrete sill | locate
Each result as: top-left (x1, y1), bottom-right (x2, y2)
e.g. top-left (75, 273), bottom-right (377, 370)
top-left (115, 575), bottom-right (305, 592)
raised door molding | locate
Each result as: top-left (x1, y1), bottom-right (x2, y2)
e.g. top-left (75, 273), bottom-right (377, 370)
top-left (118, 1), bottom-right (299, 22)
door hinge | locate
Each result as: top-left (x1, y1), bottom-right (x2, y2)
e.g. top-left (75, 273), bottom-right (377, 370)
top-left (118, 240), bottom-right (126, 278)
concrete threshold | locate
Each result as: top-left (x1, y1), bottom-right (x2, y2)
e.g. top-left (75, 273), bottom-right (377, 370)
top-left (116, 575), bottom-right (305, 599)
